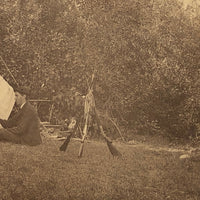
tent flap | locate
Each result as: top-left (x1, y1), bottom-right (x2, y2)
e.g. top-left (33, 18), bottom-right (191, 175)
top-left (0, 76), bottom-right (15, 120)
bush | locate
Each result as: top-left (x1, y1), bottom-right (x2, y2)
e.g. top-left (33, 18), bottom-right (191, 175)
top-left (1, 0), bottom-right (200, 139)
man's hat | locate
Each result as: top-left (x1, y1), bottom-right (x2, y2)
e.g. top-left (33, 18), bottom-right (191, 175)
top-left (14, 86), bottom-right (30, 96)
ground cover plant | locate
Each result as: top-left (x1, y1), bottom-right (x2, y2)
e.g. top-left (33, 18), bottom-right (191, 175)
top-left (0, 136), bottom-right (200, 200)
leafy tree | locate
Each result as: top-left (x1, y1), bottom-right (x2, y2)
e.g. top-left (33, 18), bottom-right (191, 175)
top-left (0, 0), bottom-right (199, 140)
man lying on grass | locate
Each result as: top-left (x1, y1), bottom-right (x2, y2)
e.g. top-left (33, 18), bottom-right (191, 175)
top-left (0, 86), bottom-right (42, 146)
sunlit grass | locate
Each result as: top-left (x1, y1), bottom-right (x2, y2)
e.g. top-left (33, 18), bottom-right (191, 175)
top-left (0, 138), bottom-right (200, 200)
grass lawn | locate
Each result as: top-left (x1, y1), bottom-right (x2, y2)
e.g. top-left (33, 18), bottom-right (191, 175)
top-left (0, 137), bottom-right (200, 200)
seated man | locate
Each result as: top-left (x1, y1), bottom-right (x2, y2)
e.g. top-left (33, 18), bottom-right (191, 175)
top-left (0, 86), bottom-right (42, 146)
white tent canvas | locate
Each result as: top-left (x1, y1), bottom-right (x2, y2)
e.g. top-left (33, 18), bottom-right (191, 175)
top-left (0, 75), bottom-right (15, 120)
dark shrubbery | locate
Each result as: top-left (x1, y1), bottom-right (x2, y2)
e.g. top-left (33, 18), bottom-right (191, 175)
top-left (0, 0), bottom-right (200, 139)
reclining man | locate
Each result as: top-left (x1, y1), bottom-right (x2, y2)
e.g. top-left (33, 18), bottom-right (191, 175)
top-left (0, 87), bottom-right (42, 146)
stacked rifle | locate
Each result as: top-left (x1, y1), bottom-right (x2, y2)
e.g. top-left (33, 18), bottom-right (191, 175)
top-left (59, 74), bottom-right (121, 158)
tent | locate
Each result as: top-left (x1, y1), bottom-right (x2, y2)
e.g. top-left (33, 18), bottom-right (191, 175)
top-left (0, 75), bottom-right (15, 120)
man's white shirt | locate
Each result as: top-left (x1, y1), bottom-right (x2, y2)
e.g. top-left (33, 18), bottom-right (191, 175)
top-left (20, 102), bottom-right (26, 109)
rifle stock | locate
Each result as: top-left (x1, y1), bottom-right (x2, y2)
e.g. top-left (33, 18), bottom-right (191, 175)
top-left (78, 122), bottom-right (88, 157)
top-left (59, 120), bottom-right (78, 152)
top-left (59, 132), bottom-right (73, 152)
top-left (94, 108), bottom-right (122, 157)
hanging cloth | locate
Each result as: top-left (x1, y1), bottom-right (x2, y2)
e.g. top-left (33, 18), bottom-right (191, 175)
top-left (0, 75), bottom-right (15, 120)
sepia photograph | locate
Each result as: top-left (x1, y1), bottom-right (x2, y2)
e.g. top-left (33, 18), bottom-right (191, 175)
top-left (0, 0), bottom-right (200, 199)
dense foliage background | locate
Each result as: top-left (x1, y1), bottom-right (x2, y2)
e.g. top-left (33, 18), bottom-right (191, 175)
top-left (0, 0), bottom-right (200, 140)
